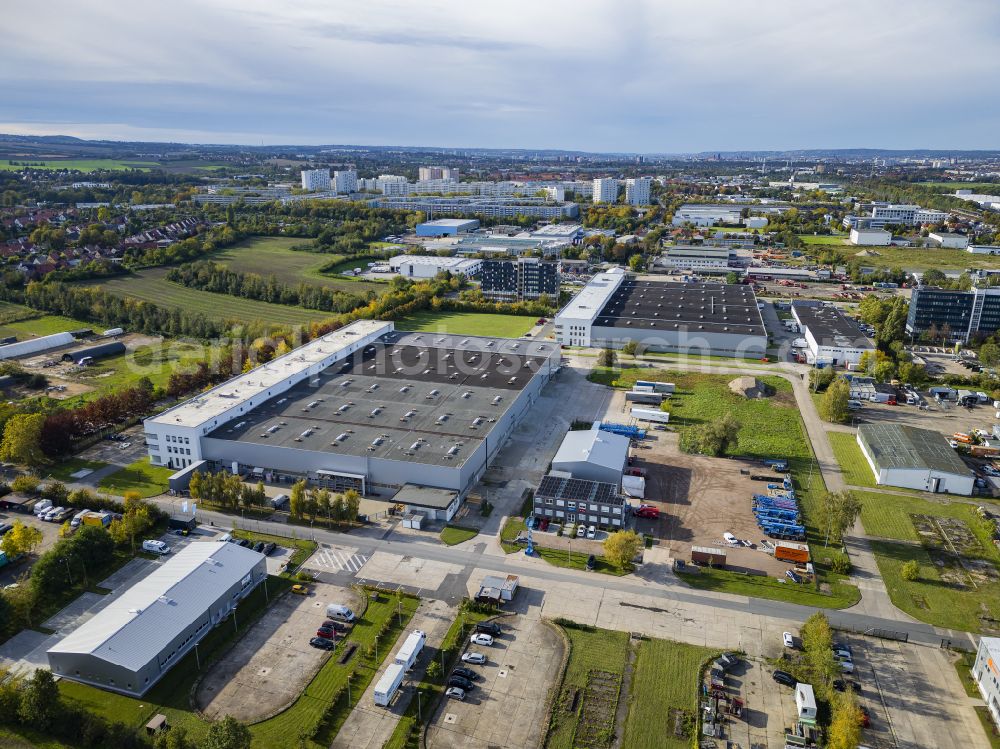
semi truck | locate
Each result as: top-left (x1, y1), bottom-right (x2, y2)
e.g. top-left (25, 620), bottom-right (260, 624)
top-left (373, 663), bottom-right (405, 707)
top-left (394, 629), bottom-right (426, 671)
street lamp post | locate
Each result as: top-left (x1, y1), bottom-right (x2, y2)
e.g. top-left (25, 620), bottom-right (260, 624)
top-left (417, 690), bottom-right (422, 724)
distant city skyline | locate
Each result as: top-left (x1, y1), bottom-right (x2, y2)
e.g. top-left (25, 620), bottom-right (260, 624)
top-left (4, 0), bottom-right (1000, 152)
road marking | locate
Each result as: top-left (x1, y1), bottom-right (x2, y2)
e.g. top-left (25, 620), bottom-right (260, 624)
top-left (312, 549), bottom-right (368, 573)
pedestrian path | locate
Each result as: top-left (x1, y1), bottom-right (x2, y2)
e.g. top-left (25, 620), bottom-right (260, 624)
top-left (309, 546), bottom-right (369, 574)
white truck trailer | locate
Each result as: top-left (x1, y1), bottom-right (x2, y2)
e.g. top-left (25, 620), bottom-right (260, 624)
top-left (394, 629), bottom-right (426, 671)
top-left (373, 663), bottom-right (405, 707)
top-left (630, 407), bottom-right (670, 423)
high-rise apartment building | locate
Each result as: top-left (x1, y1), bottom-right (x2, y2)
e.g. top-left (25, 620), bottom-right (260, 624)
top-left (593, 178), bottom-right (618, 204)
top-left (419, 166), bottom-right (458, 181)
top-left (301, 168), bottom-right (331, 191)
top-left (479, 258), bottom-right (559, 302)
top-left (334, 170), bottom-right (358, 194)
top-left (625, 177), bottom-right (651, 206)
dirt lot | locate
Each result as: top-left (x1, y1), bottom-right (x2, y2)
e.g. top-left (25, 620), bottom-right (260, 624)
top-left (851, 396), bottom-right (988, 440)
top-left (427, 614), bottom-right (563, 749)
top-left (196, 581), bottom-right (361, 722)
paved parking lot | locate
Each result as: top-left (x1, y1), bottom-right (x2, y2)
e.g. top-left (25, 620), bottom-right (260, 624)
top-left (197, 580), bottom-right (359, 722)
top-left (427, 614), bottom-right (563, 749)
top-left (709, 657), bottom-right (799, 748)
top-left (0, 510), bottom-right (68, 585)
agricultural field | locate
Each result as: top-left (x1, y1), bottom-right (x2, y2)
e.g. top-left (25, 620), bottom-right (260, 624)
top-left (392, 310), bottom-right (536, 337)
top-left (0, 159), bottom-right (157, 172)
top-left (546, 623), bottom-right (630, 749)
top-left (856, 490), bottom-right (1000, 631)
top-left (209, 236), bottom-right (383, 293)
top-left (79, 268), bottom-right (335, 327)
top-left (621, 638), bottom-right (718, 749)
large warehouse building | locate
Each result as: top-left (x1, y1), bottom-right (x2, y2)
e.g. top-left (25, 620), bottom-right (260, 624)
top-left (48, 541), bottom-right (267, 696)
top-left (554, 269), bottom-right (767, 356)
top-left (791, 301), bottom-right (874, 367)
top-left (857, 424), bottom-right (974, 495)
top-left (143, 321), bottom-right (559, 500)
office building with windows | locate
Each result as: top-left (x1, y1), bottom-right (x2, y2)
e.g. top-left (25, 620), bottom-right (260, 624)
top-left (479, 258), bottom-right (559, 302)
top-left (532, 474), bottom-right (628, 530)
top-left (906, 285), bottom-right (1000, 342)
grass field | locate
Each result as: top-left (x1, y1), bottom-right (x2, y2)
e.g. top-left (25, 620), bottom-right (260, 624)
top-left (845, 245), bottom-right (1000, 271)
top-left (918, 182), bottom-right (999, 191)
top-left (97, 457), bottom-right (173, 497)
top-left (798, 234), bottom-right (850, 246)
top-left (440, 524), bottom-right (479, 545)
top-left (209, 236), bottom-right (382, 293)
top-left (391, 311), bottom-right (537, 337)
top-left (0, 312), bottom-right (95, 340)
top-left (81, 268), bottom-right (335, 327)
top-left (0, 159), bottom-right (157, 172)
top-left (42, 458), bottom-right (107, 483)
top-left (622, 638), bottom-right (718, 749)
top-left (499, 518), bottom-right (528, 553)
top-left (676, 566), bottom-right (860, 609)
top-left (855, 490), bottom-right (1000, 631)
top-left (827, 432), bottom-right (878, 487)
top-left (546, 623), bottom-right (630, 749)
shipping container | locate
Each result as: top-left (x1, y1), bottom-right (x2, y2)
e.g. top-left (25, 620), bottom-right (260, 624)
top-left (774, 542), bottom-right (810, 564)
top-left (625, 391), bottom-right (664, 405)
top-left (691, 546), bottom-right (726, 566)
top-left (630, 407), bottom-right (670, 423)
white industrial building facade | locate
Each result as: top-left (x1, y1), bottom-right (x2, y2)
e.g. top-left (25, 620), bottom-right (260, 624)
top-left (48, 542), bottom-right (267, 696)
top-left (973, 637), bottom-right (1000, 732)
top-left (857, 424), bottom-right (974, 496)
top-left (554, 269), bottom-right (767, 356)
top-left (144, 321), bottom-right (559, 498)
top-left (791, 301), bottom-right (874, 367)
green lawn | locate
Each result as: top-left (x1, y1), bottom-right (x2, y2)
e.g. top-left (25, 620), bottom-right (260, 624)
top-left (440, 524), bottom-right (479, 546)
top-left (392, 311), bottom-right (537, 337)
top-left (499, 518), bottom-right (527, 553)
top-left (43, 458), bottom-right (107, 482)
top-left (918, 182), bottom-right (999, 191)
top-left (0, 159), bottom-right (158, 172)
top-left (798, 234), bottom-right (850, 246)
top-left (845, 245), bottom-right (1000, 271)
top-left (622, 638), bottom-right (718, 749)
top-left (855, 490), bottom-right (1000, 631)
top-left (97, 457), bottom-right (173, 497)
top-left (827, 431), bottom-right (877, 487)
top-left (79, 268), bottom-right (336, 327)
top-left (546, 623), bottom-right (630, 749)
top-left (209, 237), bottom-right (383, 293)
top-left (676, 566), bottom-right (860, 609)
top-left (61, 582), bottom-right (418, 749)
top-left (0, 313), bottom-right (95, 339)
top-left (534, 546), bottom-right (629, 576)
top-left (232, 529), bottom-right (317, 572)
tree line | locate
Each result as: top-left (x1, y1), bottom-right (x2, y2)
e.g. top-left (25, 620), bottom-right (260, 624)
top-left (166, 260), bottom-right (375, 314)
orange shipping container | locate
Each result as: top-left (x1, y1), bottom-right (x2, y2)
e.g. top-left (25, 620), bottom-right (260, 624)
top-left (774, 542), bottom-right (810, 564)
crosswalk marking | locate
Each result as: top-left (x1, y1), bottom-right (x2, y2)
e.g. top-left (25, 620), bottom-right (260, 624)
top-left (311, 549), bottom-right (368, 573)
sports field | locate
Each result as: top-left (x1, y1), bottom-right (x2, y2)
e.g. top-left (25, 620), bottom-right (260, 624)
top-left (392, 310), bottom-right (537, 337)
top-left (81, 268), bottom-right (335, 327)
top-left (0, 159), bottom-right (157, 172)
top-left (210, 236), bottom-right (382, 293)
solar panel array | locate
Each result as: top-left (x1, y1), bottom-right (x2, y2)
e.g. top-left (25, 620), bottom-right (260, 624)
top-left (537, 474), bottom-right (620, 504)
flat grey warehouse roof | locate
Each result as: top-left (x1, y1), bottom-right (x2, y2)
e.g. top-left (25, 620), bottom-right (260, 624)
top-left (858, 424), bottom-right (970, 475)
top-left (207, 332), bottom-right (557, 470)
top-left (594, 280), bottom-right (765, 336)
top-left (792, 302), bottom-right (873, 349)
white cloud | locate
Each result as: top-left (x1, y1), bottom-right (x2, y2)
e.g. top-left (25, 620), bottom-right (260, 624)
top-left (3, 0), bottom-right (1000, 150)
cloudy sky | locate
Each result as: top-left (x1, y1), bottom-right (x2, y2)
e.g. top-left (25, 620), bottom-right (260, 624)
top-left (3, 0), bottom-right (1000, 152)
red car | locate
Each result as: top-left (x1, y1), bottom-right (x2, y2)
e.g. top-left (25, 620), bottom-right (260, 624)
top-left (858, 706), bottom-right (871, 728)
top-left (633, 505), bottom-right (660, 519)
top-left (316, 627), bottom-right (336, 640)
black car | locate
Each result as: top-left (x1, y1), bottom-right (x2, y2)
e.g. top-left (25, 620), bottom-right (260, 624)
top-left (447, 675), bottom-right (474, 692)
top-left (252, 541), bottom-right (265, 553)
top-left (0, 523), bottom-right (13, 536)
top-left (833, 679), bottom-right (862, 694)
top-left (772, 670), bottom-right (797, 687)
top-left (237, 539), bottom-right (250, 547)
top-left (475, 621), bottom-right (501, 637)
top-left (309, 637), bottom-right (335, 650)
top-left (586, 554), bottom-right (596, 571)
top-left (263, 542), bottom-right (276, 555)
top-left (452, 667), bottom-right (479, 682)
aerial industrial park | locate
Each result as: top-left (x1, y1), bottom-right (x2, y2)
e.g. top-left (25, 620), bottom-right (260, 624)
top-left (5, 2), bottom-right (1000, 749)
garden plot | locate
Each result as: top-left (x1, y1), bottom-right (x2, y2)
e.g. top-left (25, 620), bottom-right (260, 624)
top-left (573, 670), bottom-right (622, 749)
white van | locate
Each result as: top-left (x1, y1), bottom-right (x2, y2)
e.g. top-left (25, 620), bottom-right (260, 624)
top-left (70, 509), bottom-right (91, 528)
top-left (847, 399), bottom-right (863, 410)
top-left (142, 540), bottom-right (170, 555)
top-left (326, 603), bottom-right (356, 622)
top-left (33, 499), bottom-right (53, 516)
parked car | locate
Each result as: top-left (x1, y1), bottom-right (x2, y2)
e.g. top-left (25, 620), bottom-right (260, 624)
top-left (142, 540), bottom-right (170, 555)
top-left (461, 652), bottom-right (487, 665)
top-left (833, 648), bottom-right (852, 661)
top-left (576, 524), bottom-right (586, 538)
top-left (309, 637), bottom-right (335, 650)
top-left (470, 633), bottom-right (494, 646)
top-left (782, 632), bottom-right (795, 649)
top-left (833, 679), bottom-right (862, 694)
top-left (475, 621), bottom-right (501, 636)
top-left (586, 525), bottom-right (597, 539)
top-left (445, 687), bottom-right (466, 701)
top-left (723, 532), bottom-right (739, 546)
top-left (586, 554), bottom-right (596, 571)
top-left (43, 506), bottom-right (65, 522)
top-left (315, 627), bottom-right (335, 640)
top-left (839, 660), bottom-right (855, 674)
top-left (291, 584), bottom-right (309, 595)
top-left (252, 541), bottom-right (265, 553)
top-left (452, 667), bottom-right (479, 681)
top-left (772, 670), bottom-right (797, 687)
top-left (832, 641), bottom-right (853, 655)
top-left (322, 620), bottom-right (347, 632)
top-left (633, 504), bottom-right (659, 519)
top-left (447, 675), bottom-right (474, 691)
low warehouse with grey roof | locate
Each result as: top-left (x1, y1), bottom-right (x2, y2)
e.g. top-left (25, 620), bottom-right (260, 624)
top-left (857, 423), bottom-right (973, 495)
top-left (47, 541), bottom-right (267, 697)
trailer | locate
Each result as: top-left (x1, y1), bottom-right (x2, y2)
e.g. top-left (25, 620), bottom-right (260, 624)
top-left (774, 542), bottom-right (811, 564)
top-left (629, 407), bottom-right (670, 423)
top-left (635, 380), bottom-right (676, 394)
top-left (625, 391), bottom-right (665, 405)
top-left (373, 663), bottom-right (405, 707)
top-left (394, 629), bottom-right (426, 671)
top-left (691, 546), bottom-right (726, 567)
